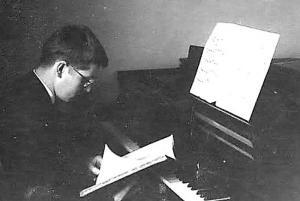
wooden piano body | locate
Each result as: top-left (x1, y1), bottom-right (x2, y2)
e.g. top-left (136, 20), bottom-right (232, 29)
top-left (186, 47), bottom-right (300, 200)
top-left (99, 46), bottom-right (300, 201)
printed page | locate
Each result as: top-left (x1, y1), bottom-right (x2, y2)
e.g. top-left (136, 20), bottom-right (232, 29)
top-left (190, 23), bottom-right (279, 121)
top-left (190, 24), bottom-right (229, 103)
top-left (80, 135), bottom-right (175, 197)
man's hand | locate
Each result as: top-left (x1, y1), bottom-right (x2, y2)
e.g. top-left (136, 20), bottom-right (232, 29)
top-left (88, 155), bottom-right (102, 176)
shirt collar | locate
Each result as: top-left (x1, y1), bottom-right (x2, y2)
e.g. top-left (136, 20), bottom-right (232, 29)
top-left (33, 69), bottom-right (55, 104)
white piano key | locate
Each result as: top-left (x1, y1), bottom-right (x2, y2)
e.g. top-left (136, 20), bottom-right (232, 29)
top-left (160, 175), bottom-right (204, 201)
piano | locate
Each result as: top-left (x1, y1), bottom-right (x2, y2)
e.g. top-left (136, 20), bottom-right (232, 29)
top-left (97, 45), bottom-right (300, 201)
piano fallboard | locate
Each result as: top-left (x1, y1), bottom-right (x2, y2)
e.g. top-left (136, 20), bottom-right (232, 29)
top-left (191, 96), bottom-right (255, 160)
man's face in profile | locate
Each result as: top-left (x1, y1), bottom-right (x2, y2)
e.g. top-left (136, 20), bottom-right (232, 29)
top-left (55, 63), bottom-right (100, 102)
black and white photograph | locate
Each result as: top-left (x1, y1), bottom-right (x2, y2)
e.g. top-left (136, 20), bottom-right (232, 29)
top-left (0, 1), bottom-right (299, 201)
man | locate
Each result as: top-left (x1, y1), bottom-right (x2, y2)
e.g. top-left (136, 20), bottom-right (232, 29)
top-left (0, 25), bottom-right (109, 200)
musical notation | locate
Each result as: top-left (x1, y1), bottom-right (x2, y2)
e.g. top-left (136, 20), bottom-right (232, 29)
top-left (190, 23), bottom-right (280, 121)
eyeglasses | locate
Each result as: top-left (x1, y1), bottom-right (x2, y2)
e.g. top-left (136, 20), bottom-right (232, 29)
top-left (69, 65), bottom-right (95, 88)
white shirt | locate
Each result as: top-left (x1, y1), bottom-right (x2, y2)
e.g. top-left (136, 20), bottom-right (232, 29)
top-left (33, 69), bottom-right (55, 104)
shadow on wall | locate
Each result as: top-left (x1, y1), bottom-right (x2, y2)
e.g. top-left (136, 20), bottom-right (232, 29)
top-left (96, 67), bottom-right (120, 104)
top-left (0, 0), bottom-right (30, 79)
top-left (0, 1), bottom-right (119, 104)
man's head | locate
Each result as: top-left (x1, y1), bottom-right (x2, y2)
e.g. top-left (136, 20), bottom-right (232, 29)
top-left (38, 25), bottom-right (108, 102)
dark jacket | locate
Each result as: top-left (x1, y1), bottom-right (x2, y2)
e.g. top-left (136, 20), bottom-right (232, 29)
top-left (0, 71), bottom-right (106, 200)
top-left (0, 71), bottom-right (59, 171)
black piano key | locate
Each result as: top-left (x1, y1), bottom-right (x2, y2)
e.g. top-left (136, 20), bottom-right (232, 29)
top-left (188, 182), bottom-right (201, 191)
top-left (174, 159), bottom-right (233, 201)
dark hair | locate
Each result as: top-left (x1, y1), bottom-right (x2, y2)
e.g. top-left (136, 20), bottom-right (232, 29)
top-left (39, 25), bottom-right (108, 70)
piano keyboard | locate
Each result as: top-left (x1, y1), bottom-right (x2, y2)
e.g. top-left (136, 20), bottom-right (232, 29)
top-left (100, 121), bottom-right (231, 201)
top-left (160, 174), bottom-right (204, 201)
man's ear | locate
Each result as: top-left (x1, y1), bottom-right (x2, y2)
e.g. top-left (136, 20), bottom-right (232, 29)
top-left (56, 61), bottom-right (67, 78)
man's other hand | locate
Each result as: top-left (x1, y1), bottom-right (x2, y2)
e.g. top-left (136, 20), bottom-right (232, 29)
top-left (88, 155), bottom-right (102, 176)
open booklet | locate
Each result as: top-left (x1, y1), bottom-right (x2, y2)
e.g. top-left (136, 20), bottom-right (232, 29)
top-left (80, 135), bottom-right (175, 197)
top-left (190, 23), bottom-right (280, 121)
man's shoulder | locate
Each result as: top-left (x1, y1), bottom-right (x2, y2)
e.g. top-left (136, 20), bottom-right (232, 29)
top-left (1, 71), bottom-right (52, 111)
top-left (4, 71), bottom-right (47, 97)
top-left (4, 71), bottom-right (37, 95)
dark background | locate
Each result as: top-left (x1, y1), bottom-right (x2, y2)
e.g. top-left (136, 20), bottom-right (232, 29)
top-left (1, 0), bottom-right (300, 106)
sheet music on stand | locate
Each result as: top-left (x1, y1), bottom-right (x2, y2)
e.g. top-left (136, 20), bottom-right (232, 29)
top-left (190, 23), bottom-right (280, 121)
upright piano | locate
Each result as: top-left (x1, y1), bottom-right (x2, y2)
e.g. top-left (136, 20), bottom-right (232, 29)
top-left (99, 45), bottom-right (300, 201)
